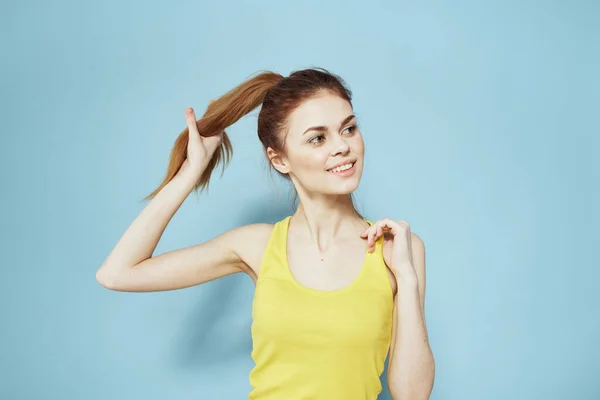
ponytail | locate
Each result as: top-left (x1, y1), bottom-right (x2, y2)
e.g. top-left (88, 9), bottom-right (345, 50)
top-left (142, 71), bottom-right (284, 201)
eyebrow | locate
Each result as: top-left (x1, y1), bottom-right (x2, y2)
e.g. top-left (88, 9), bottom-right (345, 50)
top-left (302, 114), bottom-right (356, 136)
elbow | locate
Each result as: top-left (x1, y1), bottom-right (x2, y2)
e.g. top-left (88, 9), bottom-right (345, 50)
top-left (96, 266), bottom-right (118, 290)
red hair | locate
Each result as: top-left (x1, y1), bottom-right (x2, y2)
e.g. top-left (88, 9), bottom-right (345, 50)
top-left (143, 67), bottom-right (361, 216)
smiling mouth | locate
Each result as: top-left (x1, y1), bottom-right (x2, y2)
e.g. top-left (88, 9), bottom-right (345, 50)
top-left (327, 161), bottom-right (356, 173)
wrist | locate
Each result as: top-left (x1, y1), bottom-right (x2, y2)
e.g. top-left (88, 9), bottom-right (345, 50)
top-left (395, 272), bottom-right (418, 288)
top-left (172, 171), bottom-right (202, 191)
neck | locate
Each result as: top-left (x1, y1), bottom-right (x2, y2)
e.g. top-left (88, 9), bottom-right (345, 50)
top-left (291, 192), bottom-right (366, 253)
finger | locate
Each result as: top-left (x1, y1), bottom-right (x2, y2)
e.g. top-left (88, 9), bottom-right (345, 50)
top-left (368, 226), bottom-right (378, 252)
top-left (360, 225), bottom-right (371, 238)
top-left (371, 222), bottom-right (384, 251)
top-left (364, 226), bottom-right (371, 245)
top-left (382, 218), bottom-right (400, 236)
top-left (185, 107), bottom-right (199, 136)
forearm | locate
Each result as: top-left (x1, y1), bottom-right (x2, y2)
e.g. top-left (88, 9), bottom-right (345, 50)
top-left (388, 278), bottom-right (435, 400)
top-left (97, 173), bottom-right (198, 277)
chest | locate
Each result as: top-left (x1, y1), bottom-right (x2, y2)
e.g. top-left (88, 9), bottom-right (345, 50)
top-left (286, 236), bottom-right (366, 291)
top-left (285, 235), bottom-right (398, 296)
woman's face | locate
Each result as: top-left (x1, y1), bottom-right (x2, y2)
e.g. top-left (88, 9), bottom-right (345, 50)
top-left (270, 92), bottom-right (365, 196)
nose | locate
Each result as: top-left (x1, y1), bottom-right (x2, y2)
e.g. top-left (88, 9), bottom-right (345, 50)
top-left (331, 135), bottom-right (350, 157)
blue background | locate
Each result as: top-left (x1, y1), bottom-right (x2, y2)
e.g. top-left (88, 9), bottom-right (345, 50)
top-left (2, 0), bottom-right (598, 399)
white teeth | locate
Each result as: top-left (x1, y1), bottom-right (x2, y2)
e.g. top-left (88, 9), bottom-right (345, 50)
top-left (329, 162), bottom-right (354, 173)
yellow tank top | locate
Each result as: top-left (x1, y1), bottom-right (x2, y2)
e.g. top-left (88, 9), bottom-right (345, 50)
top-left (249, 216), bottom-right (394, 399)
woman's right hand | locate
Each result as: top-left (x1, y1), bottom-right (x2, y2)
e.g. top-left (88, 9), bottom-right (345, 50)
top-left (176, 105), bottom-right (223, 181)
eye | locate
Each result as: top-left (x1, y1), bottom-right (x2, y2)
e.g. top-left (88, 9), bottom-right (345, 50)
top-left (342, 124), bottom-right (358, 135)
top-left (309, 133), bottom-right (326, 145)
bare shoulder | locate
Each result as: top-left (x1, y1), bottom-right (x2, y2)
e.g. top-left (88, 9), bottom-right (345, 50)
top-left (227, 222), bottom-right (274, 281)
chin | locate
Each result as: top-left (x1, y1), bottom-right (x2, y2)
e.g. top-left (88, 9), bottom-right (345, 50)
top-left (325, 163), bottom-right (362, 193)
top-left (327, 176), bottom-right (362, 195)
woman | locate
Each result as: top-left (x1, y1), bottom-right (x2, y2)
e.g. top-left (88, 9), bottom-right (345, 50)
top-left (96, 68), bottom-right (435, 399)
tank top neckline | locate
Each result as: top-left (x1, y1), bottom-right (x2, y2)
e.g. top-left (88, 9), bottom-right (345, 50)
top-left (281, 215), bottom-right (378, 296)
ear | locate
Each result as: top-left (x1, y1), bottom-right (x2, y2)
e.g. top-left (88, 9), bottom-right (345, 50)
top-left (266, 146), bottom-right (290, 174)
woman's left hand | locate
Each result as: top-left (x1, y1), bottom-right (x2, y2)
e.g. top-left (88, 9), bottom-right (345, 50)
top-left (360, 218), bottom-right (417, 282)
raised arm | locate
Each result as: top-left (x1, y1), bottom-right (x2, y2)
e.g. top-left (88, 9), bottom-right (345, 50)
top-left (96, 106), bottom-right (271, 292)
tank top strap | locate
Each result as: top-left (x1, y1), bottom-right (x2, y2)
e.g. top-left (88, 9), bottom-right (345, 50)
top-left (362, 220), bottom-right (395, 297)
top-left (256, 216), bottom-right (292, 284)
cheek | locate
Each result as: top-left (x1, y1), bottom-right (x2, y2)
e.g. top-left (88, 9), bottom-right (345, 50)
top-left (295, 149), bottom-right (329, 172)
top-left (284, 151), bottom-right (320, 180)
